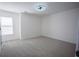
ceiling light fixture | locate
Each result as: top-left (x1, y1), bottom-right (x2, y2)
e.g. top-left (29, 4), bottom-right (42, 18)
top-left (34, 3), bottom-right (48, 12)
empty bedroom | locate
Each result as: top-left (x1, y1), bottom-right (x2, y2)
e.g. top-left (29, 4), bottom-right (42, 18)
top-left (0, 2), bottom-right (79, 57)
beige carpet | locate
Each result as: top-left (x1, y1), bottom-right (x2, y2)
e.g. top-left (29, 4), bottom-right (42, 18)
top-left (0, 36), bottom-right (75, 57)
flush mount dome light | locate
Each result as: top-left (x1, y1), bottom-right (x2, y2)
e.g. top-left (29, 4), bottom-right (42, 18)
top-left (34, 4), bottom-right (48, 12)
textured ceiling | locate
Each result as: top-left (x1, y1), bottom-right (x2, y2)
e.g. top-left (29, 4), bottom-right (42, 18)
top-left (0, 2), bottom-right (79, 15)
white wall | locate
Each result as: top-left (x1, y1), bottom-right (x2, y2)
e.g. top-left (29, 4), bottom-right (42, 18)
top-left (41, 8), bottom-right (79, 44)
top-left (0, 22), bottom-right (1, 54)
top-left (78, 12), bottom-right (79, 49)
top-left (76, 9), bottom-right (79, 50)
top-left (0, 7), bottom-right (78, 44)
top-left (0, 10), bottom-right (20, 41)
top-left (21, 13), bottom-right (41, 39)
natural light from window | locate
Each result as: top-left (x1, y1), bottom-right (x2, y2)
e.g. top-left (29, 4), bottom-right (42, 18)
top-left (0, 17), bottom-right (13, 35)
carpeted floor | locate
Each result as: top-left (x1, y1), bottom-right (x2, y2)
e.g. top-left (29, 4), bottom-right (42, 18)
top-left (0, 36), bottom-right (76, 57)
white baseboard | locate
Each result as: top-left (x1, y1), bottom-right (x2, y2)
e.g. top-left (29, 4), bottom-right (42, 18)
top-left (41, 35), bottom-right (76, 45)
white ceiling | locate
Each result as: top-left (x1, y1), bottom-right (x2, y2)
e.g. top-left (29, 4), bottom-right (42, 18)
top-left (0, 2), bottom-right (79, 15)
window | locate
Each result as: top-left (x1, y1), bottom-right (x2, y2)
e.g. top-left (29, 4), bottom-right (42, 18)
top-left (0, 17), bottom-right (13, 35)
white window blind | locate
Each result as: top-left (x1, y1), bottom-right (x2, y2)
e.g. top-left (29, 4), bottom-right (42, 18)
top-left (0, 17), bottom-right (13, 35)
